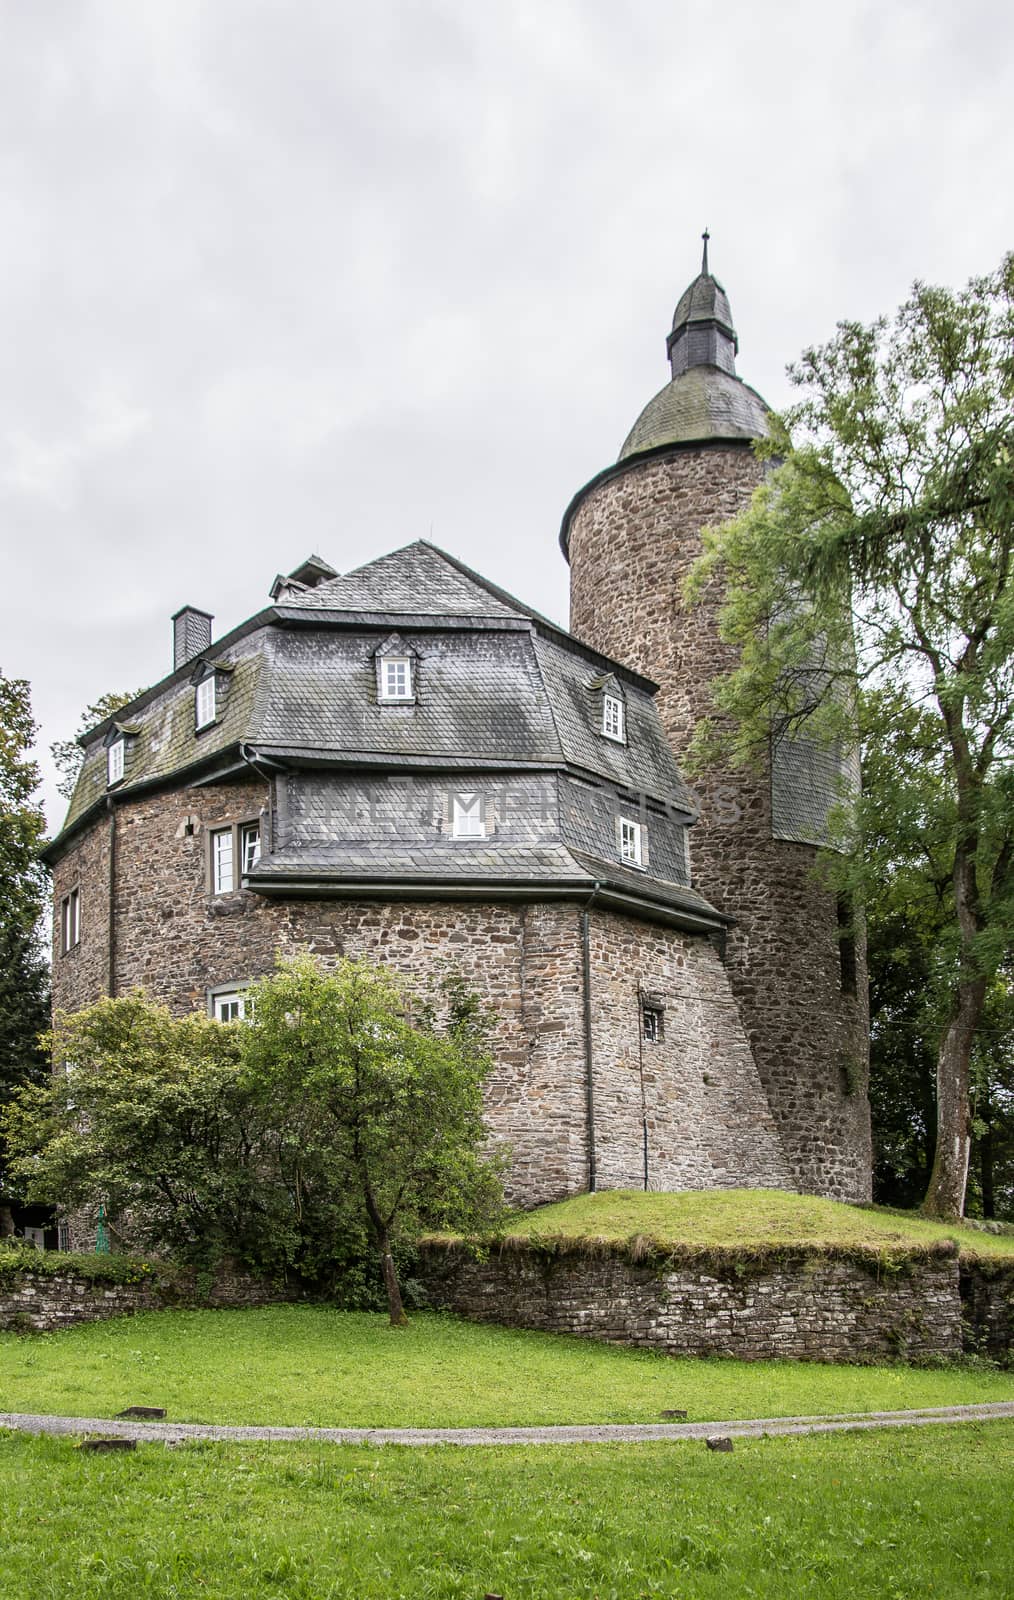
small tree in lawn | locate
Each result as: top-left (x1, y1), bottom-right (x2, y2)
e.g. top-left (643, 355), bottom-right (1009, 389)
top-left (241, 953), bottom-right (507, 1326)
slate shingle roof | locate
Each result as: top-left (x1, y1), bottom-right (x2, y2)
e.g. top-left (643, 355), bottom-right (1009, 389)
top-left (619, 366), bottom-right (770, 458)
top-left (275, 541), bottom-right (527, 619)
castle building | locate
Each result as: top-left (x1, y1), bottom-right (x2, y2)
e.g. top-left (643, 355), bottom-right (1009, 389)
top-left (45, 246), bottom-right (872, 1209)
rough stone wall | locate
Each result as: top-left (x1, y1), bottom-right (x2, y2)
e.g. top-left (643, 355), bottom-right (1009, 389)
top-left (50, 818), bottom-right (112, 1014)
top-left (48, 782), bottom-right (800, 1210)
top-left (0, 1264), bottom-right (286, 1333)
top-left (567, 447), bottom-right (872, 1200)
top-left (960, 1261), bottom-right (1014, 1364)
top-left (586, 909), bottom-right (789, 1191)
top-left (421, 1244), bottom-right (964, 1363)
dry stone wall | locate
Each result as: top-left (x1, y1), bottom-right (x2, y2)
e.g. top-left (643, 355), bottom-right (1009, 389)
top-left (421, 1243), bottom-right (966, 1363)
top-left (567, 445), bottom-right (872, 1201)
top-left (0, 1262), bottom-right (286, 1333)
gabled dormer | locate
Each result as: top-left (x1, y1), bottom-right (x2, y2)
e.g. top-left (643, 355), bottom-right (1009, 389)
top-left (104, 721), bottom-right (141, 788)
top-left (586, 671), bottom-right (627, 745)
top-left (191, 657), bottom-right (235, 732)
top-left (371, 633), bottom-right (419, 704)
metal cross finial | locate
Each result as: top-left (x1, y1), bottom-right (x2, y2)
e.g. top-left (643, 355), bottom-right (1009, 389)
top-left (701, 229), bottom-right (710, 275)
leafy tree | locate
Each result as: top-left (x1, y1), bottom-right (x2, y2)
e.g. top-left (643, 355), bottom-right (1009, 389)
top-left (0, 674), bottom-right (50, 1237)
top-left (51, 690), bottom-right (142, 801)
top-left (3, 993), bottom-right (273, 1263)
top-left (240, 954), bottom-right (507, 1325)
top-left (688, 256), bottom-right (1014, 1219)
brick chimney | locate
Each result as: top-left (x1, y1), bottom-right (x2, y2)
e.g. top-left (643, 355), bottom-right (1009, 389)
top-left (172, 606), bottom-right (213, 671)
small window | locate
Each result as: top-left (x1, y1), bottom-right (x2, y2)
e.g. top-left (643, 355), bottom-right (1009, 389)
top-left (602, 694), bottom-right (625, 743)
top-left (107, 739), bottom-right (124, 786)
top-left (643, 1004), bottom-right (664, 1043)
top-left (619, 817), bottom-right (643, 867)
top-left (213, 990), bottom-right (249, 1022)
top-left (60, 888), bottom-right (81, 954)
top-left (380, 657), bottom-right (413, 702)
top-left (452, 793), bottom-right (485, 839)
top-left (195, 675), bottom-right (217, 730)
top-left (211, 826), bottom-right (235, 894)
top-left (240, 821), bottom-right (261, 875)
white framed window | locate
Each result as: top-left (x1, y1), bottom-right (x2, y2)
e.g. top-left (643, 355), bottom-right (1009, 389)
top-left (602, 694), bottom-right (625, 743)
top-left (452, 792), bottom-right (485, 839)
top-left (60, 888), bottom-right (81, 954)
top-left (212, 989), bottom-right (249, 1022)
top-left (240, 821), bottom-right (261, 875)
top-left (195, 675), bottom-right (217, 730)
top-left (211, 826), bottom-right (235, 894)
top-left (107, 739), bottom-right (125, 785)
top-left (619, 817), bottom-right (643, 867)
top-left (379, 656), bottom-right (413, 702)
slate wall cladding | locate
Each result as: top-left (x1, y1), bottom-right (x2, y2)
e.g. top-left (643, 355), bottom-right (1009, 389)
top-left (420, 1245), bottom-right (965, 1363)
top-left (48, 784), bottom-right (785, 1208)
top-left (567, 446), bottom-right (872, 1202)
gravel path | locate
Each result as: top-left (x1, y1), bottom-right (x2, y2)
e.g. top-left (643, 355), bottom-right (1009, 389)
top-left (2, 1401), bottom-right (1013, 1447)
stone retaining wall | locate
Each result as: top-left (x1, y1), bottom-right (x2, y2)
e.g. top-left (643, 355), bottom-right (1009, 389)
top-left (960, 1261), bottom-right (1014, 1364)
top-left (420, 1242), bottom-right (974, 1364)
top-left (0, 1262), bottom-right (286, 1333)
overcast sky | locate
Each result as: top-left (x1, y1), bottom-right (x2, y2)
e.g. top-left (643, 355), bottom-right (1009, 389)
top-left (3, 0), bottom-right (1012, 831)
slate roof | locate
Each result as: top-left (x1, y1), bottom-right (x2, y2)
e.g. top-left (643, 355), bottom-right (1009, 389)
top-left (274, 540), bottom-right (528, 619)
top-left (671, 271), bottom-right (735, 336)
top-left (619, 366), bottom-right (770, 458)
top-left (249, 839), bottom-right (725, 929)
top-left (52, 541), bottom-right (695, 849)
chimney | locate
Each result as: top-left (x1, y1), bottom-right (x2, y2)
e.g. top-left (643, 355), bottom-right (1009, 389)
top-left (172, 606), bottom-right (213, 671)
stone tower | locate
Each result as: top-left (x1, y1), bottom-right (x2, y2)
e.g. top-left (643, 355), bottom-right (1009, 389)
top-left (562, 240), bottom-right (872, 1202)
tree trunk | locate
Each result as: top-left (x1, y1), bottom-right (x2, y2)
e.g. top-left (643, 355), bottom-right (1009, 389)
top-left (921, 973), bottom-right (987, 1218)
top-left (378, 1227), bottom-right (408, 1328)
top-left (361, 1179), bottom-right (409, 1327)
top-left (0, 1203), bottom-right (14, 1238)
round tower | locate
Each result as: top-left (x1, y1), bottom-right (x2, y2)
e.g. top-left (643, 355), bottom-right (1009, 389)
top-left (562, 239), bottom-right (872, 1202)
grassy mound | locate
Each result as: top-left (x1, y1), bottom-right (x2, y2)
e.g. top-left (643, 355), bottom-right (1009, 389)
top-left (496, 1189), bottom-right (1014, 1262)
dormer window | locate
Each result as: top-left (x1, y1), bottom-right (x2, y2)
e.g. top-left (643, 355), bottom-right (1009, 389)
top-left (618, 816), bottom-right (644, 868)
top-left (453, 793), bottom-right (485, 839)
top-left (380, 656), bottom-right (413, 702)
top-left (603, 694), bottom-right (625, 743)
top-left (195, 674), bottom-right (217, 730)
top-left (107, 738), bottom-right (125, 786)
top-left (103, 720), bottom-right (139, 787)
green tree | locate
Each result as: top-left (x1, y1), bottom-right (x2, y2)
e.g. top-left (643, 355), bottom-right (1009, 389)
top-left (0, 674), bottom-right (50, 1237)
top-left (240, 954), bottom-right (507, 1325)
top-left (688, 255), bottom-right (1014, 1219)
top-left (51, 689), bottom-right (142, 801)
top-left (4, 993), bottom-right (274, 1263)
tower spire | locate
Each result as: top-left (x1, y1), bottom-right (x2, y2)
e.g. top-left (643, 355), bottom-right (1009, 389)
top-left (701, 228), bottom-right (710, 276)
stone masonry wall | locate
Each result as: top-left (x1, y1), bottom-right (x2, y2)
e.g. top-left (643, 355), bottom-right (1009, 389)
top-left (586, 909), bottom-right (789, 1191)
top-left (421, 1244), bottom-right (964, 1363)
top-left (567, 446), bottom-right (872, 1201)
top-left (0, 1263), bottom-right (286, 1333)
top-left (960, 1261), bottom-right (1014, 1364)
top-left (50, 781), bottom-right (794, 1209)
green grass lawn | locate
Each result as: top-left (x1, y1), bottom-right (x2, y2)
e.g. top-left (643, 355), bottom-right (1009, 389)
top-left (498, 1187), bottom-right (1014, 1259)
top-left (1, 1423), bottom-right (1011, 1599)
top-left (2, 1307), bottom-right (1011, 1427)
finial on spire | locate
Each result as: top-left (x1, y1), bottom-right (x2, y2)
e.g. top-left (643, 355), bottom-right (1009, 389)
top-left (701, 229), bottom-right (710, 276)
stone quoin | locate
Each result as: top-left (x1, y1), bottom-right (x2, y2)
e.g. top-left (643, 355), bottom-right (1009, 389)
top-left (44, 241), bottom-right (872, 1221)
